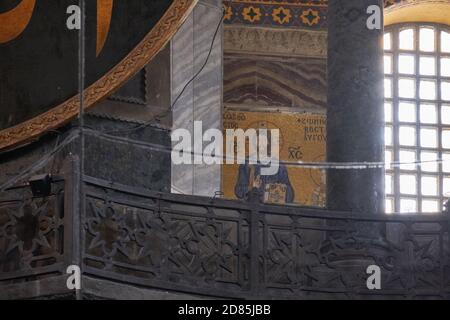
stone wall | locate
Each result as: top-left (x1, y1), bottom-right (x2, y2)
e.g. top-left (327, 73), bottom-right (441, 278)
top-left (0, 118), bottom-right (171, 193)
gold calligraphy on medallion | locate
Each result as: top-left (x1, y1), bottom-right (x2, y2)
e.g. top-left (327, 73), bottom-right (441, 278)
top-left (0, 0), bottom-right (113, 56)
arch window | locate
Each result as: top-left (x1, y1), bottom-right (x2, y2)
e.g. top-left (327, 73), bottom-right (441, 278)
top-left (384, 24), bottom-right (450, 213)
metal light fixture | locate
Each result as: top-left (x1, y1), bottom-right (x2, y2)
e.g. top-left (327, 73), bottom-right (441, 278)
top-left (28, 174), bottom-right (52, 197)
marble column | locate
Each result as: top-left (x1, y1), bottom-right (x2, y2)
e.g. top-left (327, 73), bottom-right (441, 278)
top-left (171, 0), bottom-right (223, 196)
top-left (326, 0), bottom-right (385, 214)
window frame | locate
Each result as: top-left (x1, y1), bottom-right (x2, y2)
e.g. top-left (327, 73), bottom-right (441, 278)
top-left (384, 23), bottom-right (450, 214)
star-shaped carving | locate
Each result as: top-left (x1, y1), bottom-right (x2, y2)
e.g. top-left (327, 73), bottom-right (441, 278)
top-left (85, 201), bottom-right (131, 259)
top-left (1, 200), bottom-right (58, 269)
top-left (383, 237), bottom-right (441, 291)
top-left (265, 230), bottom-right (321, 287)
top-left (129, 212), bottom-right (177, 265)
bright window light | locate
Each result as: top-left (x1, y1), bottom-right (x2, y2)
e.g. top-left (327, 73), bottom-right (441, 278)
top-left (400, 198), bottom-right (417, 213)
top-left (420, 80), bottom-right (436, 100)
top-left (442, 105), bottom-right (450, 125)
top-left (385, 25), bottom-right (450, 214)
top-left (386, 174), bottom-right (393, 194)
top-left (420, 128), bottom-right (438, 148)
top-left (420, 104), bottom-right (437, 124)
top-left (421, 176), bottom-right (438, 196)
top-left (385, 149), bottom-right (393, 170)
top-left (399, 102), bottom-right (416, 122)
top-left (443, 153), bottom-right (450, 173)
top-left (421, 152), bottom-right (439, 172)
top-left (441, 31), bottom-right (450, 53)
top-left (400, 29), bottom-right (415, 50)
top-left (441, 58), bottom-right (450, 77)
top-left (384, 55), bottom-right (393, 74)
top-left (441, 82), bottom-right (450, 100)
top-left (442, 130), bottom-right (450, 149)
top-left (400, 150), bottom-right (416, 170)
top-left (384, 78), bottom-right (393, 98)
top-left (386, 198), bottom-right (394, 214)
top-left (399, 78), bottom-right (415, 98)
top-left (443, 177), bottom-right (450, 195)
top-left (384, 33), bottom-right (392, 50)
top-left (422, 200), bottom-right (439, 213)
top-left (399, 54), bottom-right (415, 74)
top-left (400, 174), bottom-right (417, 195)
top-left (420, 28), bottom-right (435, 52)
top-left (399, 126), bottom-right (416, 146)
top-left (385, 102), bottom-right (393, 122)
top-left (385, 126), bottom-right (393, 146)
top-left (419, 56), bottom-right (436, 76)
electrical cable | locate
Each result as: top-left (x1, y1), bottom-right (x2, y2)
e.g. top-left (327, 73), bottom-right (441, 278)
top-left (83, 128), bottom-right (450, 170)
top-left (1, 1), bottom-right (449, 193)
top-left (0, 129), bottom-right (80, 192)
top-left (102, 5), bottom-right (226, 136)
top-left (0, 4), bottom-right (225, 193)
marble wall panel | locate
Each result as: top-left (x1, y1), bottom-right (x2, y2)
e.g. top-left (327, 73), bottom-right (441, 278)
top-left (224, 54), bottom-right (327, 111)
top-left (171, 0), bottom-right (223, 196)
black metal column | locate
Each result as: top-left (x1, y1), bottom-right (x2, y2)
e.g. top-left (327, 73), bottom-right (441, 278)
top-left (327, 0), bottom-right (385, 214)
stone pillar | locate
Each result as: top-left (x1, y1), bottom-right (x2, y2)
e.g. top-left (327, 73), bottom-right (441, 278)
top-left (326, 0), bottom-right (385, 214)
top-left (171, 0), bottom-right (223, 196)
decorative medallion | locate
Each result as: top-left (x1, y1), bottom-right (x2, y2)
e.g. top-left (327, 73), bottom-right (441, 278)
top-left (0, 0), bottom-right (197, 151)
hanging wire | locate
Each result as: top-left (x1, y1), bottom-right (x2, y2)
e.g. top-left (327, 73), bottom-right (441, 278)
top-left (0, 129), bottom-right (80, 192)
top-left (101, 3), bottom-right (226, 136)
top-left (0, 2), bottom-right (224, 192)
top-left (1, 0), bottom-right (449, 193)
top-left (83, 128), bottom-right (450, 170)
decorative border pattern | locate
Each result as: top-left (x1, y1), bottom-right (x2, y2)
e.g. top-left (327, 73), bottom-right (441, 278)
top-left (0, 0), bottom-right (198, 151)
top-left (223, 0), bottom-right (417, 29)
top-left (384, 0), bottom-right (450, 9)
top-left (385, 0), bottom-right (410, 7)
top-left (224, 25), bottom-right (327, 57)
top-left (224, 0), bottom-right (328, 29)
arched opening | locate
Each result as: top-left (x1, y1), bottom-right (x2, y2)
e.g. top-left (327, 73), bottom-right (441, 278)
top-left (385, 0), bottom-right (450, 27)
top-left (383, 1), bottom-right (450, 213)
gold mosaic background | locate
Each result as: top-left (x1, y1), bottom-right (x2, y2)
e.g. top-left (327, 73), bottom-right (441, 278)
top-left (222, 110), bottom-right (327, 207)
